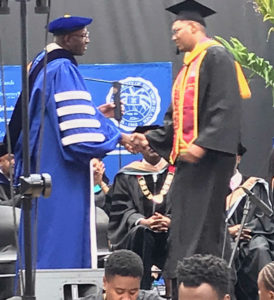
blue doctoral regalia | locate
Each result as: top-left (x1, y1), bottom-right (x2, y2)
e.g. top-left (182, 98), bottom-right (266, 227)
top-left (14, 45), bottom-right (121, 269)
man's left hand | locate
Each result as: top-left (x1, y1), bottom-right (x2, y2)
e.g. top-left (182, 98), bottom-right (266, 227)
top-left (98, 102), bottom-right (124, 119)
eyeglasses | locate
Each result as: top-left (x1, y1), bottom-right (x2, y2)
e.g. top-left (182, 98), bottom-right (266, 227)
top-left (172, 28), bottom-right (183, 36)
top-left (71, 31), bottom-right (90, 39)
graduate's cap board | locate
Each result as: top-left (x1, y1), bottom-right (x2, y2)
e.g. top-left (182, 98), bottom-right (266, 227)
top-left (166, 0), bottom-right (216, 26)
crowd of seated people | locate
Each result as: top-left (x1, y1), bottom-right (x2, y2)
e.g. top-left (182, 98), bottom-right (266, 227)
top-left (100, 140), bottom-right (274, 299)
top-left (1, 136), bottom-right (274, 300)
top-left (226, 144), bottom-right (274, 300)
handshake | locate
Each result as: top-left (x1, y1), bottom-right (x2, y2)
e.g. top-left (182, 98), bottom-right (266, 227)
top-left (120, 132), bottom-right (150, 154)
top-left (120, 131), bottom-right (206, 163)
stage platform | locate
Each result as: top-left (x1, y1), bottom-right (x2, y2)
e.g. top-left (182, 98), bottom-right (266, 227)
top-left (19, 268), bottom-right (104, 300)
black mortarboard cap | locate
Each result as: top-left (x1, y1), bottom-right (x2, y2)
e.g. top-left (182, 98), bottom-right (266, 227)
top-left (133, 125), bottom-right (161, 134)
top-left (237, 143), bottom-right (247, 156)
top-left (166, 0), bottom-right (216, 27)
top-left (48, 15), bottom-right (93, 35)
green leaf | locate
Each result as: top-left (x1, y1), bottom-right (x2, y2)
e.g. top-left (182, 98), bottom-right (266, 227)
top-left (215, 1), bottom-right (274, 105)
top-left (215, 36), bottom-right (274, 105)
top-left (254, 0), bottom-right (274, 26)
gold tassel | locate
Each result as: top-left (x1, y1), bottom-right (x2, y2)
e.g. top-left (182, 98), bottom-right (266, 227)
top-left (234, 61), bottom-right (252, 99)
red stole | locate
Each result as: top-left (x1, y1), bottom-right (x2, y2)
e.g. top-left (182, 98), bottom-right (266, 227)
top-left (169, 39), bottom-right (251, 164)
top-left (170, 39), bottom-right (219, 164)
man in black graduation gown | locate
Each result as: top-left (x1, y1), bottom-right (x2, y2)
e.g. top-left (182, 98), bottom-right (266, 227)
top-left (108, 126), bottom-right (174, 291)
top-left (226, 144), bottom-right (274, 300)
top-left (130, 0), bottom-right (251, 295)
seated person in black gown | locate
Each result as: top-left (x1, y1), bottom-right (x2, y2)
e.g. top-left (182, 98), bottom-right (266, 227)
top-left (0, 144), bottom-right (21, 299)
top-left (267, 144), bottom-right (274, 203)
top-left (108, 126), bottom-right (174, 290)
top-left (226, 143), bottom-right (274, 300)
top-left (0, 143), bottom-right (20, 207)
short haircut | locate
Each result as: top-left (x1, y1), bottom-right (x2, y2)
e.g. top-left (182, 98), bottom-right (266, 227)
top-left (177, 254), bottom-right (230, 299)
top-left (104, 250), bottom-right (144, 280)
top-left (260, 261), bottom-right (274, 291)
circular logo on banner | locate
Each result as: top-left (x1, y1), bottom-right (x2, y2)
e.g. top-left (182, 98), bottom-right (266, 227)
top-left (106, 77), bottom-right (161, 132)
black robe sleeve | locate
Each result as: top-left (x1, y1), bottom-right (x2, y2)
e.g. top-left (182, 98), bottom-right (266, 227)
top-left (145, 104), bottom-right (174, 162)
top-left (194, 46), bottom-right (242, 154)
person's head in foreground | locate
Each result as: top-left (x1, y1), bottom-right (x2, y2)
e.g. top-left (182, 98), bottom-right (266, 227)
top-left (177, 254), bottom-right (231, 300)
top-left (103, 250), bottom-right (144, 300)
top-left (257, 262), bottom-right (274, 300)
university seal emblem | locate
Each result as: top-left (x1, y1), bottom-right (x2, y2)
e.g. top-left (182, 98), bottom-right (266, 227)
top-left (106, 77), bottom-right (161, 131)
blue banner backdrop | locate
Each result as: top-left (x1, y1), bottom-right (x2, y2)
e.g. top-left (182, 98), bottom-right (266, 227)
top-left (0, 66), bottom-right (21, 141)
top-left (0, 62), bottom-right (172, 182)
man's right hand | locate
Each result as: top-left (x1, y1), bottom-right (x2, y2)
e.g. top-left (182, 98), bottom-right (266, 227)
top-left (120, 133), bottom-right (138, 153)
top-left (120, 133), bottom-right (150, 154)
top-left (130, 133), bottom-right (150, 153)
top-left (139, 213), bottom-right (170, 232)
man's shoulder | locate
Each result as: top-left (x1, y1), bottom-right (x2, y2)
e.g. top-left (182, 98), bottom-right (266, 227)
top-left (48, 56), bottom-right (77, 71)
top-left (138, 289), bottom-right (165, 300)
top-left (242, 176), bottom-right (268, 189)
top-left (205, 44), bottom-right (234, 61)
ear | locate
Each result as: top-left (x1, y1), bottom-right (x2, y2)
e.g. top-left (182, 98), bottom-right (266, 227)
top-left (190, 21), bottom-right (199, 33)
top-left (189, 22), bottom-right (196, 33)
top-left (103, 276), bottom-right (107, 290)
top-left (224, 294), bottom-right (231, 300)
top-left (63, 34), bottom-right (71, 47)
top-left (269, 290), bottom-right (274, 299)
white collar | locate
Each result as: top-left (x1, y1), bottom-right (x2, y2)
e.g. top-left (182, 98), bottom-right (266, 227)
top-left (45, 42), bottom-right (63, 53)
top-left (141, 158), bottom-right (167, 172)
top-left (229, 169), bottom-right (243, 191)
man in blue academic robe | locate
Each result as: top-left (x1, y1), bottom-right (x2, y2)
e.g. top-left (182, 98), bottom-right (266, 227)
top-left (6, 15), bottom-right (130, 269)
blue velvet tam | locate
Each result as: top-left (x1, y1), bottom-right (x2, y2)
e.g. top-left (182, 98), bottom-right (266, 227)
top-left (48, 15), bottom-right (93, 35)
